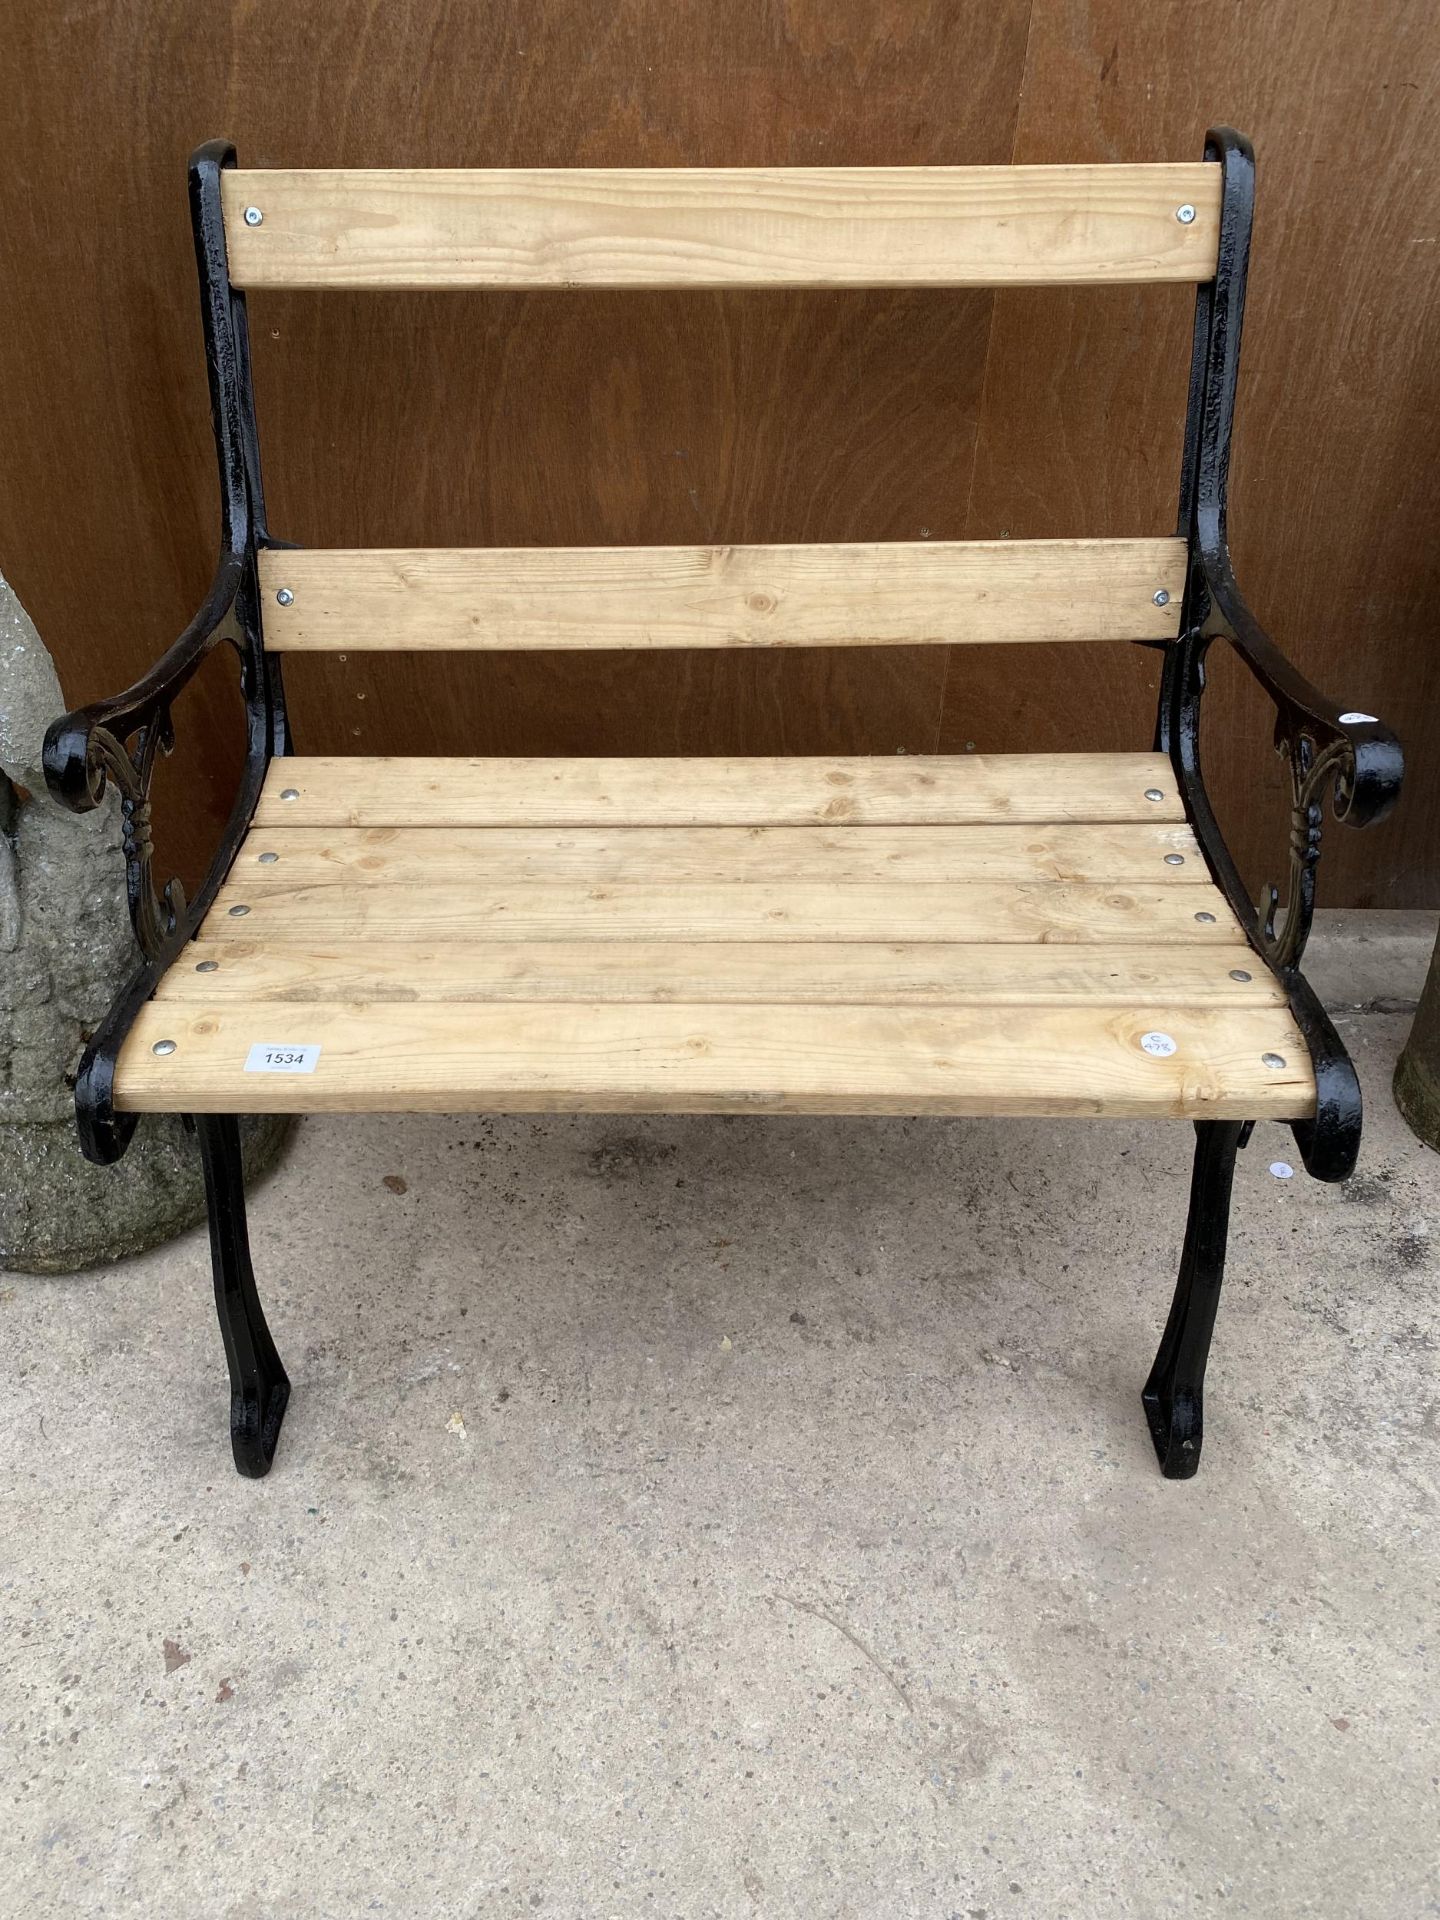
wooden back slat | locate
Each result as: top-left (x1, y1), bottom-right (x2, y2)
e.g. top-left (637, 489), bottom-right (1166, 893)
top-left (222, 165), bottom-right (1221, 290)
top-left (257, 538), bottom-right (1186, 651)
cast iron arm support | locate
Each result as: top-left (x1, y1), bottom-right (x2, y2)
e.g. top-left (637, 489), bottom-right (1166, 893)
top-left (42, 551), bottom-right (250, 958)
top-left (38, 139), bottom-right (282, 1166)
top-left (1193, 541), bottom-right (1403, 970)
top-left (1159, 127), bottom-right (1405, 1184)
top-left (1168, 549), bottom-right (1403, 1185)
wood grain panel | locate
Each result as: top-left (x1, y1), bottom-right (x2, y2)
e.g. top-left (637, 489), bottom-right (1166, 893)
top-left (258, 538), bottom-right (1185, 650)
top-left (4, 0), bottom-right (1434, 905)
top-left (950, 0), bottom-right (1440, 909)
top-left (157, 939), bottom-right (1279, 1006)
top-left (116, 999), bottom-right (1314, 1119)
top-left (222, 164), bottom-right (1220, 289)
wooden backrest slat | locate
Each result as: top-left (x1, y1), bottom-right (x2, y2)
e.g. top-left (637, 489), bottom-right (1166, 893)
top-left (223, 165), bottom-right (1221, 290)
top-left (257, 539), bottom-right (1186, 651)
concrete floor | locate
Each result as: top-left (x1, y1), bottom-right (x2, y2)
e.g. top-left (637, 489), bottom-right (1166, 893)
top-left (3, 913), bottom-right (1438, 1919)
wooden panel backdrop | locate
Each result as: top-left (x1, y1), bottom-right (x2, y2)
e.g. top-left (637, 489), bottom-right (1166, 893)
top-left (2, 0), bottom-right (1436, 905)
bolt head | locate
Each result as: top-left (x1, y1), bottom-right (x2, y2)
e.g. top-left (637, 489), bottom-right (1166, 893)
top-left (1176, 203), bottom-right (1197, 225)
top-left (243, 205), bottom-right (264, 226)
top-left (1144, 788), bottom-right (1165, 802)
top-left (228, 903), bottom-right (251, 917)
top-left (279, 787), bottom-right (300, 801)
top-left (1262, 1052), bottom-right (1287, 1070)
top-left (1229, 968), bottom-right (1253, 982)
top-left (276, 587), bottom-right (294, 607)
top-left (258, 850), bottom-right (279, 864)
top-left (195, 960), bottom-right (219, 973)
top-left (1164, 852), bottom-right (1185, 866)
top-left (1195, 911), bottom-right (1216, 924)
top-left (152, 1039), bottom-right (177, 1056)
top-left (1153, 588), bottom-right (1171, 607)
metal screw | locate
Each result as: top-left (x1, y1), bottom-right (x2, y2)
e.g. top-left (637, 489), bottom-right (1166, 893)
top-left (1339, 711), bottom-right (1377, 725)
top-left (1144, 788), bottom-right (1165, 802)
top-left (276, 587), bottom-right (294, 607)
top-left (1229, 968), bottom-right (1252, 982)
top-left (195, 960), bottom-right (219, 973)
top-left (280, 787), bottom-right (300, 801)
top-left (1262, 1052), bottom-right (1287, 1070)
top-left (257, 851), bottom-right (279, 864)
top-left (244, 206), bottom-right (264, 227)
top-left (1164, 853), bottom-right (1185, 866)
top-left (1176, 203), bottom-right (1197, 225)
top-left (151, 1039), bottom-right (177, 1056)
top-left (1195, 911), bottom-right (1216, 924)
top-left (1153, 589), bottom-right (1171, 607)
top-left (228, 903), bottom-right (251, 917)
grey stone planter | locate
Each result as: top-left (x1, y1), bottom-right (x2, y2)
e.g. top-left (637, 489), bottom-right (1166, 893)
top-left (1, 1110), bottom-right (291, 1275)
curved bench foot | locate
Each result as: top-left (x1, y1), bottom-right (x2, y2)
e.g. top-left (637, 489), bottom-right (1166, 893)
top-left (230, 1370), bottom-right (291, 1479)
top-left (195, 1113), bottom-right (290, 1477)
top-left (1142, 1377), bottom-right (1205, 1479)
top-left (1142, 1119), bottom-right (1245, 1480)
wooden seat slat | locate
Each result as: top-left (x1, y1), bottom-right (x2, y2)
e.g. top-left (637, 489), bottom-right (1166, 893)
top-left (228, 822), bottom-right (1207, 888)
top-left (117, 1000), bottom-right (1312, 1120)
top-left (155, 940), bottom-right (1286, 1008)
top-left (252, 754), bottom-right (1185, 829)
top-left (201, 878), bottom-right (1244, 946)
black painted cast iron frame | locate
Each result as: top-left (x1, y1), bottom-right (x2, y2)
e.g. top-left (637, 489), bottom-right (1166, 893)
top-left (43, 140), bottom-right (289, 1166)
top-left (42, 142), bottom-right (293, 1472)
top-left (41, 130), bottom-right (1402, 1479)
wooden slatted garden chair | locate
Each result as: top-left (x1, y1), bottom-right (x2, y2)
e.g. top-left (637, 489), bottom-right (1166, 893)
top-left (44, 128), bottom-right (1402, 1480)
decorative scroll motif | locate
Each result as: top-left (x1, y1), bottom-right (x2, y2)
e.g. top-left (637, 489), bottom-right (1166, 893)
top-left (83, 712), bottom-right (187, 960)
top-left (1256, 730), bottom-right (1355, 977)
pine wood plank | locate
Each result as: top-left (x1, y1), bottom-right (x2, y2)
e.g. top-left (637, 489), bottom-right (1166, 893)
top-left (117, 1000), bottom-right (1313, 1119)
top-left (256, 539), bottom-right (1186, 650)
top-left (252, 755), bottom-right (1185, 828)
top-left (201, 879), bottom-right (1243, 944)
top-left (230, 822), bottom-right (1206, 887)
top-left (157, 940), bottom-right (1284, 1007)
top-left (221, 164), bottom-right (1221, 290)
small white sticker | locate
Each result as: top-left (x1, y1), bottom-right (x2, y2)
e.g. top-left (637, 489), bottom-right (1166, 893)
top-left (1269, 1161), bottom-right (1295, 1180)
top-left (1139, 1031), bottom-right (1178, 1057)
top-left (245, 1042), bottom-right (321, 1074)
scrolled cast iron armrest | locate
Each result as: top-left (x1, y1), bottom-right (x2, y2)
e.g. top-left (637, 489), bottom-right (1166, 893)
top-left (42, 547), bottom-right (247, 958)
top-left (1195, 543), bottom-right (1403, 975)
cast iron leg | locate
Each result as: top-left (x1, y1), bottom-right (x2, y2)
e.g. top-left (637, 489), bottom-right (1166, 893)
top-left (195, 1114), bottom-right (289, 1477)
top-left (1142, 1119), bottom-right (1245, 1479)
